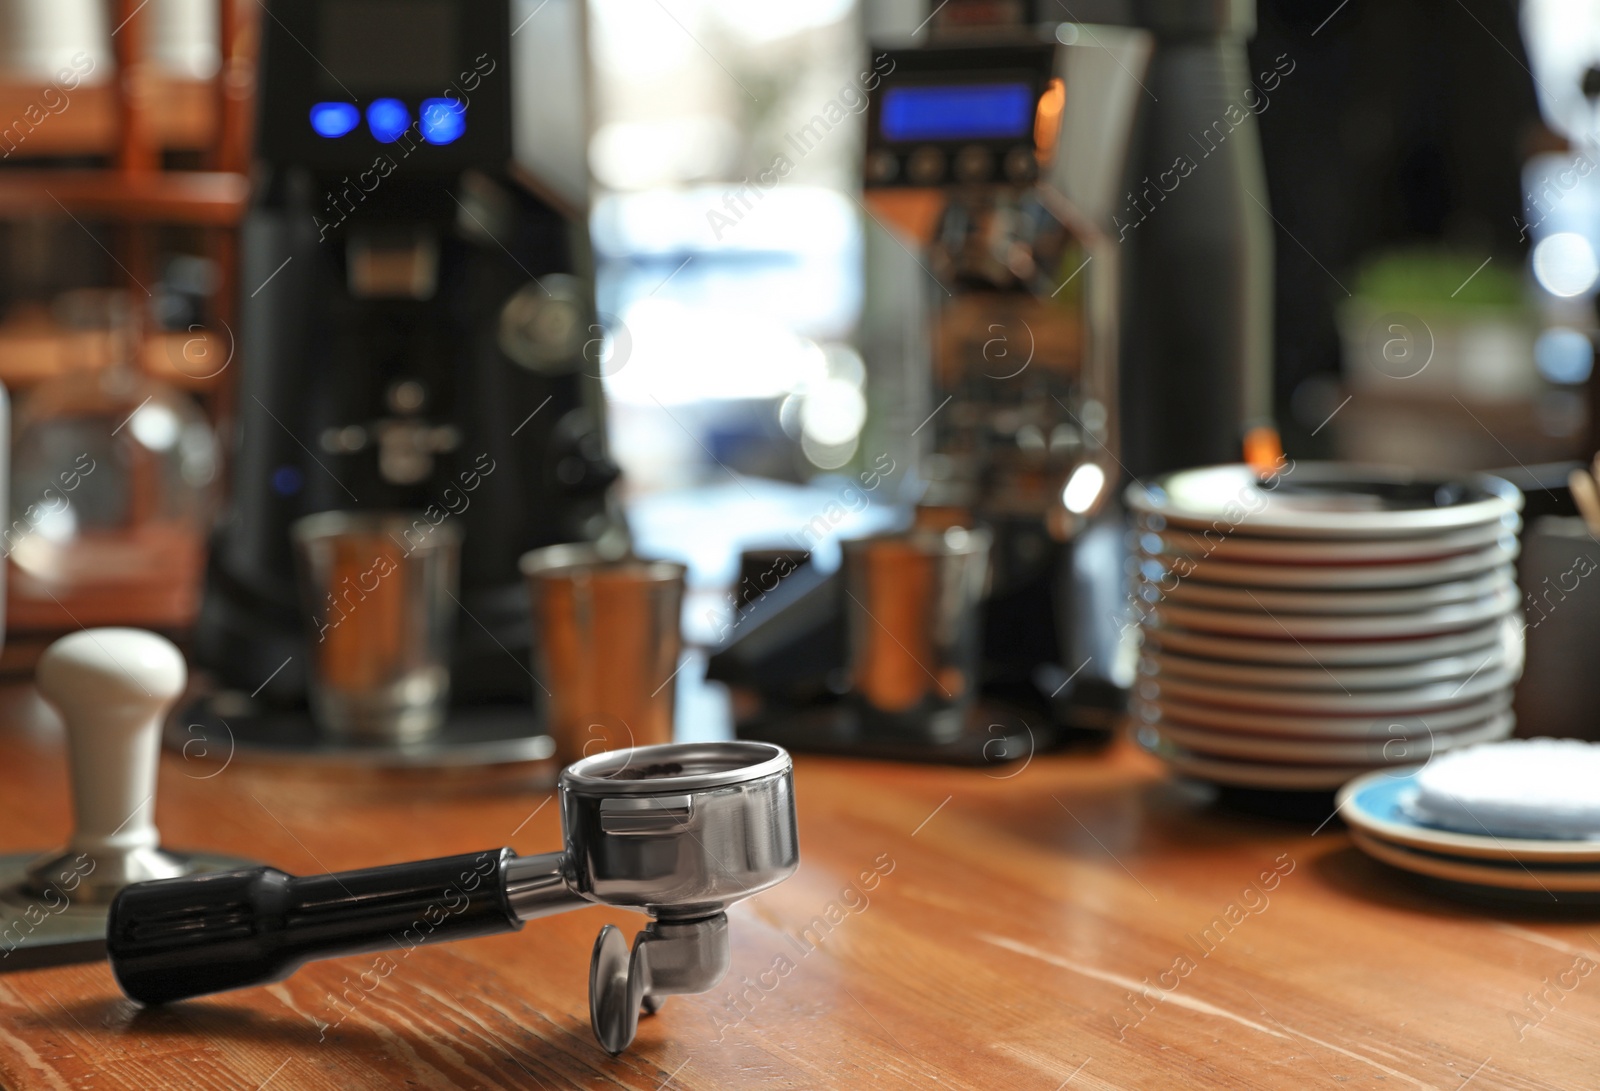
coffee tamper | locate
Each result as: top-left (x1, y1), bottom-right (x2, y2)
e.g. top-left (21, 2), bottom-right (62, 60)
top-left (107, 741), bottom-right (799, 1053)
top-left (0, 629), bottom-right (254, 967)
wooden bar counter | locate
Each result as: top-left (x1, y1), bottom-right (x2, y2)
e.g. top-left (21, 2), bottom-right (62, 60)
top-left (0, 686), bottom-right (1592, 1090)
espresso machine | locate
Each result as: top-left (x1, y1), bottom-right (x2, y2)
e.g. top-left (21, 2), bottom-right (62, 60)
top-left (709, 26), bottom-right (1154, 761)
top-left (712, 4), bottom-right (1276, 762)
top-left (186, 0), bottom-right (621, 757)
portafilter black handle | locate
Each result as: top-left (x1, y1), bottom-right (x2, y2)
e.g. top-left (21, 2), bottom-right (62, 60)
top-left (107, 848), bottom-right (521, 1005)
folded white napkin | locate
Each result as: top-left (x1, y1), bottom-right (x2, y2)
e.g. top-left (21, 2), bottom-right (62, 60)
top-left (1401, 738), bottom-right (1600, 840)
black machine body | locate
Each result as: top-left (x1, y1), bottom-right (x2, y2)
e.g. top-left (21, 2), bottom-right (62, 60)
top-left (196, 0), bottom-right (619, 712)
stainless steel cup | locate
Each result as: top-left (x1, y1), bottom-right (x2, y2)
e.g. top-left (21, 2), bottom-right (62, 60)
top-left (520, 545), bottom-right (686, 766)
top-left (292, 511), bottom-right (461, 743)
top-left (841, 526), bottom-right (993, 741)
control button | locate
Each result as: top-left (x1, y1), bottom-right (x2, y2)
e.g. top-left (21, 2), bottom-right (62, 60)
top-left (865, 149), bottom-right (899, 184)
top-left (955, 145), bottom-right (992, 183)
top-left (320, 424), bottom-right (368, 453)
top-left (310, 102), bottom-right (359, 138)
top-left (367, 98), bottom-right (411, 143)
top-left (906, 146), bottom-right (946, 185)
top-left (1004, 146), bottom-right (1037, 183)
top-left (419, 97), bottom-right (466, 145)
top-left (388, 379), bottom-right (427, 413)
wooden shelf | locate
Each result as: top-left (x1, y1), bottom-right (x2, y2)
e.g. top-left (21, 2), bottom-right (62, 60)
top-left (0, 319), bottom-right (230, 390)
top-left (0, 168), bottom-right (248, 225)
top-left (0, 78), bottom-right (219, 159)
top-left (0, 2), bottom-right (251, 639)
top-left (5, 524), bottom-right (204, 635)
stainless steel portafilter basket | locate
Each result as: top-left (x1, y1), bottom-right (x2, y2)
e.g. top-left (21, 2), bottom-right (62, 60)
top-left (105, 742), bottom-right (799, 1053)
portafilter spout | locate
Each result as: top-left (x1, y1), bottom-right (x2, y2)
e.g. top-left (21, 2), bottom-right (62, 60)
top-left (105, 742), bottom-right (799, 1054)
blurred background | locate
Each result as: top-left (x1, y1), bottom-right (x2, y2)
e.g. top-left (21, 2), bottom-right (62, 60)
top-left (0, 0), bottom-right (1593, 677)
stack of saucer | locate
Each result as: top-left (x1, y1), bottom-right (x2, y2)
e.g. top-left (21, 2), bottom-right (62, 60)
top-left (1126, 463), bottom-right (1524, 791)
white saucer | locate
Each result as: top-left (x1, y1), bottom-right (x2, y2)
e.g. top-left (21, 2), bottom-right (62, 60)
top-left (1138, 540), bottom-right (1520, 590)
top-left (1338, 768), bottom-right (1600, 864)
top-left (1348, 828), bottom-right (1600, 893)
top-left (1142, 666), bottom-right (1516, 716)
top-left (1140, 616), bottom-right (1512, 666)
top-left (1141, 635), bottom-right (1515, 691)
top-left (1146, 712), bottom-right (1513, 764)
top-left (1140, 519), bottom-right (1511, 565)
top-left (1147, 583), bottom-right (1517, 641)
top-left (1152, 567), bottom-right (1515, 616)
top-left (1126, 463), bottom-right (1522, 539)
top-left (1134, 689), bottom-right (1513, 737)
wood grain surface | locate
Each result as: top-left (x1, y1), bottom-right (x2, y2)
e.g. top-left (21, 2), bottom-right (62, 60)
top-left (0, 684), bottom-right (1593, 1090)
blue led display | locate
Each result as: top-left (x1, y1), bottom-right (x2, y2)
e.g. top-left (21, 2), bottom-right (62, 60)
top-left (310, 101), bottom-right (360, 138)
top-left (419, 97), bottom-right (466, 145)
top-left (880, 83), bottom-right (1036, 142)
top-left (366, 98), bottom-right (412, 143)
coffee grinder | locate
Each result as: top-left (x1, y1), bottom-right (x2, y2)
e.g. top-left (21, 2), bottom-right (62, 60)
top-left (709, 27), bottom-right (1154, 761)
top-left (713, 2), bottom-right (1279, 761)
top-left (186, 0), bottom-right (622, 758)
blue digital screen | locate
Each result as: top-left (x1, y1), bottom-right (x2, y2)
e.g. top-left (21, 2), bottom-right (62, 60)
top-left (366, 98), bottom-right (412, 143)
top-left (310, 101), bottom-right (360, 138)
top-left (419, 97), bottom-right (466, 145)
top-left (880, 83), bottom-right (1036, 142)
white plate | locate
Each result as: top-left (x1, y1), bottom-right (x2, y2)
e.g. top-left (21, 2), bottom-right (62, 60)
top-left (1134, 689), bottom-right (1514, 738)
top-left (1138, 733), bottom-right (1372, 789)
top-left (1338, 768), bottom-right (1600, 864)
top-left (1348, 828), bottom-right (1600, 893)
top-left (1137, 540), bottom-right (1519, 590)
top-left (1138, 519), bottom-right (1511, 565)
top-left (1142, 666), bottom-right (1516, 716)
top-left (1146, 583), bottom-right (1517, 641)
top-left (1141, 616), bottom-right (1513, 666)
top-left (1144, 713), bottom-right (1513, 764)
top-left (1151, 567), bottom-right (1515, 615)
top-left (1125, 463), bottom-right (1522, 538)
top-left (1141, 634), bottom-right (1517, 691)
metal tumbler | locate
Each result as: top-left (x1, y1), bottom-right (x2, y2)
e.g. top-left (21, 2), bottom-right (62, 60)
top-left (521, 545), bottom-right (686, 765)
top-left (841, 526), bottom-right (993, 741)
top-left (292, 511), bottom-right (461, 743)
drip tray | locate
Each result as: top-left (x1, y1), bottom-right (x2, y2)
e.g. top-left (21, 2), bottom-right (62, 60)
top-left (735, 701), bottom-right (1055, 766)
top-left (170, 695), bottom-right (556, 771)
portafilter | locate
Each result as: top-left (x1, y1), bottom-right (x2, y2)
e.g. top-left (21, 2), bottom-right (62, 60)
top-left (105, 741), bottom-right (799, 1053)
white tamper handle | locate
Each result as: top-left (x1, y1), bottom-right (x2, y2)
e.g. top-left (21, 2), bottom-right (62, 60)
top-left (30, 628), bottom-right (188, 897)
